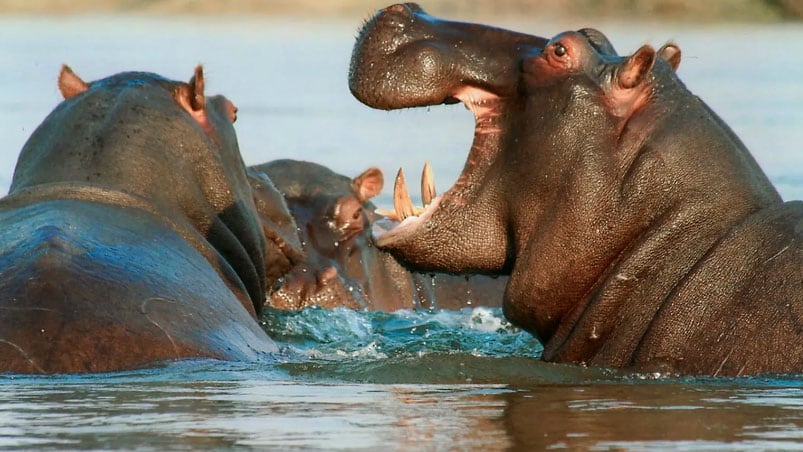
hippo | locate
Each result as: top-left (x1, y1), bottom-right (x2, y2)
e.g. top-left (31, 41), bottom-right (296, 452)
top-left (349, 4), bottom-right (803, 376)
top-left (249, 159), bottom-right (506, 311)
top-left (0, 65), bottom-right (298, 373)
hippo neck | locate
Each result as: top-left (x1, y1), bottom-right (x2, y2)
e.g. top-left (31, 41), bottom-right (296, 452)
top-left (519, 84), bottom-right (783, 369)
top-left (0, 181), bottom-right (259, 316)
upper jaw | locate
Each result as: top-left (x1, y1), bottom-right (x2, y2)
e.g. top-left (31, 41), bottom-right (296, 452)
top-left (349, 4), bottom-right (546, 111)
top-left (351, 6), bottom-right (543, 255)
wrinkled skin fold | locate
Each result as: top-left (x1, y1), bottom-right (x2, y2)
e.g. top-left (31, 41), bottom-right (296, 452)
top-left (0, 66), bottom-right (295, 373)
top-left (349, 3), bottom-right (802, 376)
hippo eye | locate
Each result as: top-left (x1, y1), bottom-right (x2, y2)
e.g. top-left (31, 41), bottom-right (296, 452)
top-left (553, 43), bottom-right (567, 58)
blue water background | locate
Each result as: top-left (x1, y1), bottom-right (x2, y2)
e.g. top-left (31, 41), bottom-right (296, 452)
top-left (0, 14), bottom-right (801, 451)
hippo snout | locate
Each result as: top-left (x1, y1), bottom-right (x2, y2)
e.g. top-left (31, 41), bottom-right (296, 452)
top-left (350, 4), bottom-right (547, 111)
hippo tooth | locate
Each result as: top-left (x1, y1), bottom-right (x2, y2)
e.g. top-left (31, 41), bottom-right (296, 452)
top-left (421, 161), bottom-right (436, 208)
top-left (393, 168), bottom-right (416, 221)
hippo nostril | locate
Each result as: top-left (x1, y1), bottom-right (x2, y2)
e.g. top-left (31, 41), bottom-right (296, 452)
top-left (318, 266), bottom-right (339, 285)
top-left (386, 4), bottom-right (408, 14)
top-left (385, 3), bottom-right (421, 18)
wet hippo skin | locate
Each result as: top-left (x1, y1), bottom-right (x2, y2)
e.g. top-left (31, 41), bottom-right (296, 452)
top-left (249, 159), bottom-right (506, 311)
top-left (0, 66), bottom-right (296, 373)
top-left (349, 3), bottom-right (802, 375)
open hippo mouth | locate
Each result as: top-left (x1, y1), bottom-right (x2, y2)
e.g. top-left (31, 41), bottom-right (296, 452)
top-left (348, 3), bottom-right (546, 272)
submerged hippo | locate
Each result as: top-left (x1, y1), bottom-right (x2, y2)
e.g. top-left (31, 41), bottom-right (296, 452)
top-left (349, 4), bottom-right (802, 375)
top-left (249, 159), bottom-right (506, 311)
top-left (0, 65), bottom-right (297, 373)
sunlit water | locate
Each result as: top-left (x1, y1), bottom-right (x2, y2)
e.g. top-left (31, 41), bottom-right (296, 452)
top-left (0, 14), bottom-right (802, 451)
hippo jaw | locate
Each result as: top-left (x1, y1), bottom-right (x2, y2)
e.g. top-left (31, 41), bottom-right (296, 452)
top-left (350, 4), bottom-right (545, 274)
top-left (349, 3), bottom-right (541, 109)
top-left (349, 8), bottom-right (664, 276)
top-left (370, 85), bottom-right (511, 273)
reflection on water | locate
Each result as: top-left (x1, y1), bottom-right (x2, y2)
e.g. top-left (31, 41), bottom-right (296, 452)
top-left (503, 383), bottom-right (803, 451)
top-left (0, 14), bottom-right (802, 451)
top-left (1, 365), bottom-right (802, 450)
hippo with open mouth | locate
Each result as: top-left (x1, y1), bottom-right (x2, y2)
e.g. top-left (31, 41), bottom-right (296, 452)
top-left (349, 3), bottom-right (802, 376)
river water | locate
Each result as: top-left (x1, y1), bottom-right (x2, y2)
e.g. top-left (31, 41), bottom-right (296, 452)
top-left (0, 13), bottom-right (802, 451)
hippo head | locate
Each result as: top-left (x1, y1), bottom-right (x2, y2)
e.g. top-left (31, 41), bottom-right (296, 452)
top-left (12, 65), bottom-right (297, 316)
top-left (350, 5), bottom-right (706, 334)
top-left (251, 160), bottom-right (421, 310)
top-left (350, 3), bottom-right (549, 274)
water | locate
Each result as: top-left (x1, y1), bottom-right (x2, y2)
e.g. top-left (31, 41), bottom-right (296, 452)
top-left (2, 307), bottom-right (802, 450)
top-left (1, 13), bottom-right (802, 451)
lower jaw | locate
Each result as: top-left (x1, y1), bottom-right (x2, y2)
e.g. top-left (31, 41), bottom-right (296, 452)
top-left (373, 195), bottom-right (444, 248)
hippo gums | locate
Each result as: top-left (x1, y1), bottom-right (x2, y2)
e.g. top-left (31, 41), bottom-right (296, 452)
top-left (349, 4), bottom-right (803, 375)
top-left (249, 159), bottom-right (506, 311)
top-left (0, 65), bottom-right (295, 373)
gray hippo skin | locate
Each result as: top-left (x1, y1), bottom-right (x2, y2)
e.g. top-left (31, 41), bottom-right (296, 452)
top-left (349, 3), bottom-right (802, 376)
top-left (249, 159), bottom-right (506, 311)
top-left (0, 66), bottom-right (297, 373)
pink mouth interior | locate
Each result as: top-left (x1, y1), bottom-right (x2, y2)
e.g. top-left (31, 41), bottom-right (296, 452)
top-left (372, 86), bottom-right (502, 245)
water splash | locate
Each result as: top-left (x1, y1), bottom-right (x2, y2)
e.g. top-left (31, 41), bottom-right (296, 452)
top-left (261, 306), bottom-right (563, 384)
top-left (263, 306), bottom-right (541, 359)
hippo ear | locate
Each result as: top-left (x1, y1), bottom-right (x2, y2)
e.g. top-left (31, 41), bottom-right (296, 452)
top-left (618, 45), bottom-right (656, 90)
top-left (174, 65), bottom-right (207, 119)
top-left (58, 64), bottom-right (89, 99)
top-left (658, 42), bottom-right (681, 72)
top-left (187, 64), bottom-right (206, 111)
top-left (352, 167), bottom-right (384, 203)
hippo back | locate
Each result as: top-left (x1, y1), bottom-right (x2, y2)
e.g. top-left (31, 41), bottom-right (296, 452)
top-left (0, 199), bottom-right (274, 372)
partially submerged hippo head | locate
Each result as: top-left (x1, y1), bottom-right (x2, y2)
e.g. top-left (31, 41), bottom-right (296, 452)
top-left (350, 5), bottom-right (802, 375)
top-left (251, 159), bottom-right (401, 310)
top-left (11, 65), bottom-right (288, 315)
top-left (250, 159), bottom-right (507, 311)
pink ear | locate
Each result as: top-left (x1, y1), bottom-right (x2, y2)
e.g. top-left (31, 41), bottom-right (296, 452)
top-left (58, 64), bottom-right (89, 99)
top-left (187, 64), bottom-right (205, 111)
top-left (174, 65), bottom-right (207, 123)
top-left (618, 45), bottom-right (656, 89)
top-left (352, 167), bottom-right (384, 202)
top-left (658, 42), bottom-right (681, 72)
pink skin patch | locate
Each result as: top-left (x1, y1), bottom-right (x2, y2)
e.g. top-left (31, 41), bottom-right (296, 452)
top-left (374, 87), bottom-right (503, 243)
top-left (452, 86), bottom-right (502, 135)
top-left (523, 32), bottom-right (587, 85)
top-left (373, 196), bottom-right (443, 243)
top-left (525, 32), bottom-right (656, 124)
